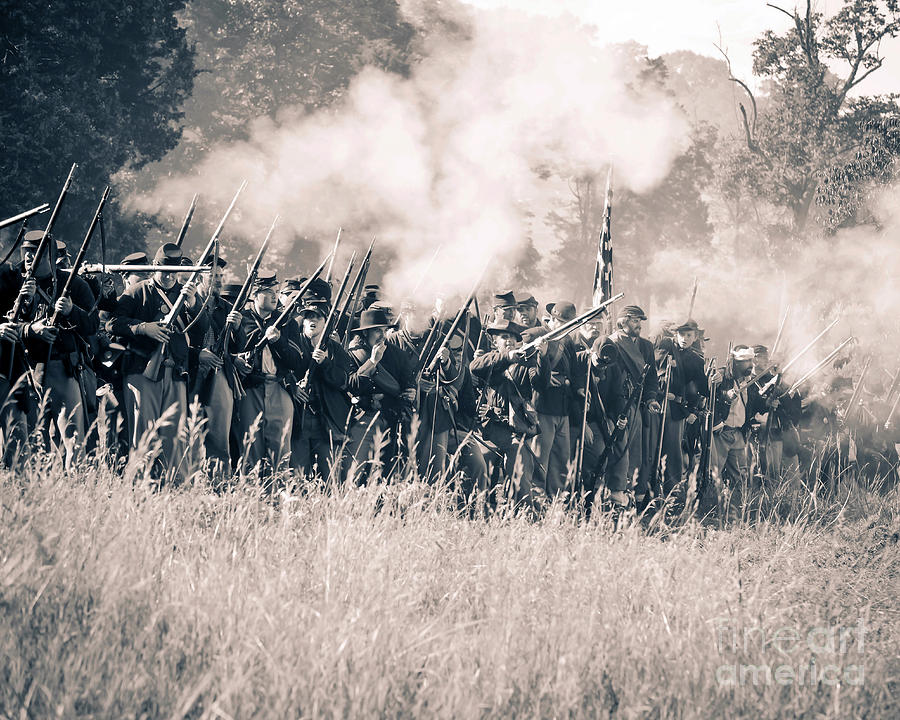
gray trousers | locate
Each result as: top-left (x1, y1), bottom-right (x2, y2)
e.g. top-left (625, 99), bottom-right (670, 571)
top-left (239, 380), bottom-right (293, 475)
top-left (530, 413), bottom-right (570, 497)
top-left (605, 404), bottom-right (642, 494)
top-left (124, 372), bottom-right (187, 472)
top-left (712, 426), bottom-right (748, 485)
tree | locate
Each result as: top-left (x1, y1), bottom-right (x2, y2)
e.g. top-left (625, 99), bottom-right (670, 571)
top-left (721, 0), bottom-right (900, 241)
top-left (0, 0), bottom-right (197, 257)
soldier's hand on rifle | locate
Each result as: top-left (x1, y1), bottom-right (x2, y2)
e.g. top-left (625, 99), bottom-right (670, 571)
top-left (139, 322), bottom-right (171, 343)
top-left (767, 396), bottom-right (780, 409)
top-left (293, 385), bottom-right (311, 403)
top-left (616, 415), bottom-right (628, 430)
top-left (312, 347), bottom-right (327, 365)
top-left (370, 342), bottom-right (386, 364)
top-left (20, 278), bottom-right (36, 300)
top-left (710, 370), bottom-right (724, 385)
top-left (685, 413), bottom-right (698, 425)
top-left (264, 326), bottom-right (280, 343)
top-left (647, 399), bottom-right (662, 414)
top-left (182, 280), bottom-right (198, 304)
top-left (54, 296), bottom-right (73, 316)
top-left (29, 319), bottom-right (58, 343)
top-left (402, 388), bottom-right (417, 403)
top-left (473, 348), bottom-right (484, 359)
top-left (233, 354), bottom-right (251, 374)
top-left (666, 391), bottom-right (676, 401)
top-left (226, 310), bottom-right (243, 328)
top-left (439, 346), bottom-right (450, 365)
top-left (199, 348), bottom-right (222, 370)
top-left (0, 322), bottom-right (21, 342)
top-left (590, 351), bottom-right (599, 367)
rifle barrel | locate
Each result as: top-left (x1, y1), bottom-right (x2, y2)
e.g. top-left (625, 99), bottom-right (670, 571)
top-left (174, 193), bottom-right (198, 248)
top-left (787, 337), bottom-right (854, 395)
top-left (0, 203), bottom-right (50, 230)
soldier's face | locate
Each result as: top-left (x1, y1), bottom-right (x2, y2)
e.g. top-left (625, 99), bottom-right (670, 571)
top-left (154, 270), bottom-right (177, 289)
top-left (22, 249), bottom-right (51, 278)
top-left (493, 332), bottom-right (518, 353)
top-left (494, 306), bottom-right (515, 322)
top-left (366, 328), bottom-right (385, 346)
top-left (517, 305), bottom-right (537, 324)
top-left (676, 330), bottom-right (696, 349)
top-left (302, 312), bottom-right (325, 338)
top-left (205, 267), bottom-right (224, 296)
top-left (254, 287), bottom-right (277, 314)
top-left (125, 272), bottom-right (142, 289)
top-left (622, 317), bottom-right (642, 337)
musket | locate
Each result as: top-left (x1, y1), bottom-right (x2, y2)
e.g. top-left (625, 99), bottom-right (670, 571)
top-left (81, 263), bottom-right (214, 274)
top-left (843, 355), bottom-right (871, 426)
top-left (687, 277), bottom-right (698, 319)
top-left (574, 347), bottom-right (593, 496)
top-left (738, 316), bottom-right (840, 394)
top-left (251, 253), bottom-right (331, 353)
top-left (8, 164), bottom-right (77, 323)
top-left (786, 337), bottom-right (854, 395)
top-left (420, 269), bottom-right (488, 379)
top-left (771, 305), bottom-right (790, 356)
top-left (652, 358), bottom-right (672, 498)
top-left (695, 357), bottom-right (718, 507)
top-left (325, 227), bottom-right (342, 283)
top-left (518, 292), bottom-right (625, 355)
top-left (143, 181), bottom-right (246, 380)
top-left (174, 194), bottom-right (198, 248)
top-left (338, 236), bottom-right (376, 346)
top-left (33, 186), bottom-right (111, 387)
top-left (1, 218), bottom-right (31, 267)
top-left (0, 203), bottom-right (50, 231)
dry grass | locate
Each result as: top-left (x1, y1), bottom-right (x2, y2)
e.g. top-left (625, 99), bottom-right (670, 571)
top-left (1, 435), bottom-right (899, 719)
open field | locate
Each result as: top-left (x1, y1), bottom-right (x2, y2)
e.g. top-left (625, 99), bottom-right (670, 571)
top-left (2, 447), bottom-right (899, 719)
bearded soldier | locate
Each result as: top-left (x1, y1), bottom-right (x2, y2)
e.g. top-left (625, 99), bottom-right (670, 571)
top-left (110, 242), bottom-right (209, 476)
top-left (234, 271), bottom-right (301, 478)
top-left (470, 319), bottom-right (540, 506)
top-left (603, 305), bottom-right (661, 510)
top-left (515, 294), bottom-right (542, 331)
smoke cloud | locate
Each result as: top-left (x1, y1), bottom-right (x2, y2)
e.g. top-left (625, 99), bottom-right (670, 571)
top-left (130, 4), bottom-right (690, 305)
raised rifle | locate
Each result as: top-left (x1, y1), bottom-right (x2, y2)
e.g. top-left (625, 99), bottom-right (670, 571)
top-left (81, 263), bottom-right (214, 274)
top-left (33, 186), bottom-right (111, 387)
top-left (338, 237), bottom-right (376, 346)
top-left (694, 357), bottom-right (718, 507)
top-left (325, 227), bottom-right (342, 283)
top-left (250, 253), bottom-right (331, 353)
top-left (651, 357), bottom-right (672, 498)
top-left (174, 194), bottom-right (198, 248)
top-left (517, 292), bottom-right (625, 355)
top-left (785, 337), bottom-right (854, 396)
top-left (143, 181), bottom-right (246, 380)
top-left (0, 203), bottom-right (50, 231)
top-left (843, 355), bottom-right (870, 427)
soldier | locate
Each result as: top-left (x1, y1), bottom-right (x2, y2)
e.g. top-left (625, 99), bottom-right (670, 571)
top-left (346, 307), bottom-right (415, 479)
top-left (750, 344), bottom-right (801, 482)
top-left (709, 345), bottom-right (755, 488)
top-left (234, 271), bottom-right (301, 478)
top-left (109, 242), bottom-right (209, 477)
top-left (470, 319), bottom-right (540, 506)
top-left (0, 230), bottom-right (98, 460)
top-left (192, 260), bottom-right (245, 478)
top-left (529, 300), bottom-right (577, 500)
top-left (491, 291), bottom-right (518, 323)
top-left (515, 294), bottom-right (543, 330)
top-left (653, 319), bottom-right (707, 499)
top-left (603, 305), bottom-right (661, 510)
top-left (291, 297), bottom-right (352, 479)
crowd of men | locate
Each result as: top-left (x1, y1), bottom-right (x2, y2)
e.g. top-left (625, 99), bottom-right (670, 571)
top-left (0, 229), bottom-right (897, 517)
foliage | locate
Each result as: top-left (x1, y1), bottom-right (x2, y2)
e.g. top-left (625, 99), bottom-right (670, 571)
top-left (0, 0), bottom-right (197, 257)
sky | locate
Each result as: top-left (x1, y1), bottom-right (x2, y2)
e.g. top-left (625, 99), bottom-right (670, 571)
top-left (459, 0), bottom-right (900, 95)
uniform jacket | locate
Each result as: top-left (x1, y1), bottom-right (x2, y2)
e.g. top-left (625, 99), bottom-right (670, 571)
top-left (654, 336), bottom-right (707, 420)
top-left (347, 335), bottom-right (415, 423)
top-left (295, 333), bottom-right (352, 436)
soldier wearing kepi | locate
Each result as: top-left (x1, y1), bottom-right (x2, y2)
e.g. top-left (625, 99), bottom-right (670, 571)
top-left (515, 294), bottom-right (543, 331)
top-left (603, 305), bottom-right (661, 510)
top-left (470, 319), bottom-right (540, 506)
top-left (0, 230), bottom-right (98, 458)
top-left (110, 242), bottom-right (209, 477)
top-left (291, 295), bottom-right (352, 479)
top-left (346, 307), bottom-right (415, 479)
top-left (529, 300), bottom-right (578, 500)
top-left (192, 260), bottom-right (245, 478)
top-left (653, 319), bottom-right (707, 500)
top-left (709, 345), bottom-right (755, 489)
top-left (234, 271), bottom-right (301, 479)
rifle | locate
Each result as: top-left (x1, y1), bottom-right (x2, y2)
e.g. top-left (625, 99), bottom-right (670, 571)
top-left (843, 355), bottom-right (870, 426)
top-left (325, 227), bottom-right (342, 283)
top-left (420, 269), bottom-right (489, 380)
top-left (8, 164), bottom-right (77, 323)
top-left (143, 181), bottom-right (246, 380)
top-left (651, 358), bottom-right (672, 498)
top-left (1, 218), bottom-right (32, 267)
top-left (0, 203), bottom-right (50, 231)
top-left (338, 237), bottom-right (376, 346)
top-left (517, 292), bottom-right (625, 355)
top-left (81, 263), bottom-right (214, 274)
top-left (695, 358), bottom-right (718, 507)
top-left (687, 277), bottom-right (698, 318)
top-left (786, 337), bottom-right (854, 395)
top-left (771, 305), bottom-right (790, 356)
top-left (174, 194), bottom-right (198, 248)
top-left (33, 186), bottom-right (111, 387)
top-left (251, 254), bottom-right (331, 353)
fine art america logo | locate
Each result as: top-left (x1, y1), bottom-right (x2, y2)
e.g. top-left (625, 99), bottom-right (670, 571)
top-left (715, 619), bottom-right (866, 686)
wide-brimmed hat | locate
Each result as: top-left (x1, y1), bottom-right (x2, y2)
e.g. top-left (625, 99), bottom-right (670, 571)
top-left (352, 308), bottom-right (396, 333)
top-left (486, 319), bottom-right (526, 340)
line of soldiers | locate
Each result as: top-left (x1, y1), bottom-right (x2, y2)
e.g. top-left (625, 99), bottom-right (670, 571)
top-left (0, 231), bottom-right (897, 514)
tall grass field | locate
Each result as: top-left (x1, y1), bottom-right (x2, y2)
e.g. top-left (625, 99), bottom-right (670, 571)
top-left (1, 437), bottom-right (898, 719)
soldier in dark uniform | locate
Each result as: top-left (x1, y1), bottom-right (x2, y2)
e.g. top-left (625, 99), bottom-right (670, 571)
top-left (603, 305), bottom-right (661, 510)
top-left (346, 307), bottom-right (415, 480)
top-left (709, 345), bottom-right (755, 488)
top-left (234, 271), bottom-right (301, 479)
top-left (515, 294), bottom-right (543, 331)
top-left (109, 242), bottom-right (209, 477)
